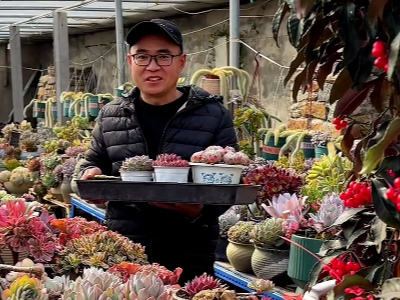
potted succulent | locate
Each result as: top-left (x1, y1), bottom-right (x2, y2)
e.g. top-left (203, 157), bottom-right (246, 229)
top-left (287, 193), bottom-right (345, 288)
top-left (190, 146), bottom-right (251, 184)
top-left (64, 145), bottom-right (86, 158)
top-left (310, 132), bottom-right (332, 158)
top-left (217, 205), bottom-right (242, 262)
top-left (249, 218), bottom-right (289, 280)
top-left (152, 154), bottom-right (190, 183)
top-left (120, 155), bottom-right (154, 182)
top-left (60, 157), bottom-right (77, 203)
top-left (0, 167), bottom-right (34, 196)
top-left (226, 221), bottom-right (256, 273)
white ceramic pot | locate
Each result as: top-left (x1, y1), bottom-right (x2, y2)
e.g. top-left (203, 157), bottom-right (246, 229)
top-left (153, 166), bottom-right (190, 183)
top-left (190, 163), bottom-right (244, 184)
top-left (120, 170), bottom-right (153, 182)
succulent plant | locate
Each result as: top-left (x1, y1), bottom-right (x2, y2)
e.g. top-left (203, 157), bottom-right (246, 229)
top-left (62, 267), bottom-right (123, 300)
top-left (190, 146), bottom-right (251, 166)
top-left (1, 275), bottom-right (47, 300)
top-left (153, 154), bottom-right (189, 167)
top-left (26, 157), bottom-right (41, 173)
top-left (3, 158), bottom-right (21, 171)
top-left (249, 218), bottom-right (284, 247)
top-left (219, 206), bottom-right (241, 237)
top-left (121, 156), bottom-right (154, 171)
top-left (0, 170), bottom-right (11, 182)
top-left (9, 167), bottom-right (32, 186)
top-left (58, 230), bottom-right (148, 273)
top-left (227, 221), bottom-right (256, 244)
top-left (61, 157), bottom-right (77, 178)
top-left (42, 173), bottom-right (59, 188)
top-left (310, 132), bottom-right (331, 147)
top-left (308, 193), bottom-right (346, 233)
top-left (274, 151), bottom-right (307, 173)
top-left (4, 146), bottom-right (21, 160)
top-left (244, 165), bottom-right (304, 204)
top-left (262, 193), bottom-right (305, 220)
top-left (247, 278), bottom-right (275, 293)
top-left (183, 273), bottom-right (226, 297)
top-left (124, 269), bottom-right (174, 300)
top-left (65, 146), bottom-right (86, 157)
top-left (41, 155), bottom-right (62, 171)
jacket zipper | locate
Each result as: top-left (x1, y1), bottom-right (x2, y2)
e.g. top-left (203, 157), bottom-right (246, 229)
top-left (157, 103), bottom-right (202, 155)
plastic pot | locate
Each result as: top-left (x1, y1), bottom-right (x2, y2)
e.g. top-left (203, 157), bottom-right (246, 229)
top-left (153, 166), bottom-right (190, 183)
top-left (120, 170), bottom-right (153, 182)
top-left (261, 137), bottom-right (286, 160)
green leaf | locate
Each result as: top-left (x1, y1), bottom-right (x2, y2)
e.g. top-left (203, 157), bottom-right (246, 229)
top-left (334, 275), bottom-right (375, 295)
top-left (369, 216), bottom-right (387, 253)
top-left (293, 0), bottom-right (315, 19)
top-left (347, 40), bottom-right (375, 87)
top-left (371, 177), bottom-right (400, 229)
top-left (364, 264), bottom-right (385, 283)
top-left (338, 2), bottom-right (363, 67)
top-left (346, 228), bottom-right (368, 249)
top-left (361, 117), bottom-right (400, 174)
top-left (284, 47), bottom-right (306, 86)
top-left (306, 59), bottom-right (319, 87)
top-left (368, 0), bottom-right (389, 25)
top-left (305, 14), bottom-right (335, 53)
top-left (292, 67), bottom-right (307, 102)
top-left (318, 240), bottom-right (347, 256)
top-left (369, 76), bottom-right (391, 113)
top-left (331, 208), bottom-right (367, 226)
top-left (317, 51), bottom-right (341, 89)
top-left (388, 32), bottom-right (400, 81)
top-left (329, 68), bottom-right (352, 104)
top-left (272, 1), bottom-right (290, 47)
top-left (333, 78), bottom-right (379, 118)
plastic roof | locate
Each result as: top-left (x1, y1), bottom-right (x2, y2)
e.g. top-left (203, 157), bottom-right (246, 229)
top-left (0, 0), bottom-right (228, 42)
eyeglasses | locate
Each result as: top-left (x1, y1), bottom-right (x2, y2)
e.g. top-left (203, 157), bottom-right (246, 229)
top-left (130, 53), bottom-right (181, 66)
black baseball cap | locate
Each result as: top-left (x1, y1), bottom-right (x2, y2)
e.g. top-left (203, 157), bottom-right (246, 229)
top-left (125, 19), bottom-right (183, 51)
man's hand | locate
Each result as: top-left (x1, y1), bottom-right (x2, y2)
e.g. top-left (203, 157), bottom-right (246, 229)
top-left (81, 167), bottom-right (106, 204)
top-left (150, 203), bottom-right (204, 218)
top-left (81, 167), bottom-right (102, 180)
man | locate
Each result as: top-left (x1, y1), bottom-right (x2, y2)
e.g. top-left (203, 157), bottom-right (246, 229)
top-left (78, 19), bottom-right (238, 283)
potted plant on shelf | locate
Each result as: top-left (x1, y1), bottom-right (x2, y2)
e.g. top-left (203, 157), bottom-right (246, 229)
top-left (217, 205), bottom-right (242, 262)
top-left (190, 146), bottom-right (251, 184)
top-left (226, 221), bottom-right (256, 273)
top-left (59, 157), bottom-right (77, 203)
top-left (152, 154), bottom-right (190, 183)
top-left (119, 155), bottom-right (154, 182)
top-left (249, 217), bottom-right (289, 280)
top-left (286, 193), bottom-right (345, 288)
top-left (0, 167), bottom-right (34, 196)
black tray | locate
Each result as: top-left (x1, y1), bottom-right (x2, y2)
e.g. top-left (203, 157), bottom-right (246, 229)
top-left (76, 180), bottom-right (259, 205)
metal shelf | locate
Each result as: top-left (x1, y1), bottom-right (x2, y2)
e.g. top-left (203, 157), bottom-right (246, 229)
top-left (70, 194), bottom-right (106, 221)
top-left (214, 262), bottom-right (296, 300)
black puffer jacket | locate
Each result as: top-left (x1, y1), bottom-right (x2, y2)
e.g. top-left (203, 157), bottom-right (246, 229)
top-left (78, 85), bottom-right (238, 282)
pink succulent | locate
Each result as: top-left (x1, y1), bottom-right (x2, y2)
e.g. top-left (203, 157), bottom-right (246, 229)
top-left (201, 149), bottom-right (225, 164)
top-left (224, 146), bottom-right (236, 153)
top-left (205, 146), bottom-right (224, 151)
top-left (261, 193), bottom-right (305, 219)
top-left (29, 234), bottom-right (56, 262)
top-left (190, 151), bottom-right (204, 163)
top-left (153, 154), bottom-right (190, 167)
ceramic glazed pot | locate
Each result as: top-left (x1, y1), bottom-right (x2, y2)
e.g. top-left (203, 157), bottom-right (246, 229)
top-left (153, 166), bottom-right (190, 183)
top-left (120, 170), bottom-right (153, 182)
top-left (251, 246), bottom-right (289, 279)
top-left (226, 240), bottom-right (254, 273)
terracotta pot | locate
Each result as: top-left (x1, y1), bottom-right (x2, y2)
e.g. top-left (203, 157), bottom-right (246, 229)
top-left (251, 246), bottom-right (289, 279)
top-left (226, 240), bottom-right (254, 273)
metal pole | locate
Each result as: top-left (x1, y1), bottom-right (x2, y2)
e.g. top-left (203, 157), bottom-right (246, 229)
top-left (53, 11), bottom-right (70, 125)
top-left (115, 0), bottom-right (125, 86)
top-left (229, 0), bottom-right (240, 68)
top-left (9, 25), bottom-right (24, 122)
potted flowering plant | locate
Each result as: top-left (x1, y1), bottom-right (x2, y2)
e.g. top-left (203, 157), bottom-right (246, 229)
top-left (119, 155), bottom-right (154, 182)
top-left (152, 154), bottom-right (190, 183)
top-left (190, 146), bottom-right (251, 184)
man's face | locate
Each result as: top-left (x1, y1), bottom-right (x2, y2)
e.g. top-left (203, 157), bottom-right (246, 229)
top-left (128, 33), bottom-right (186, 97)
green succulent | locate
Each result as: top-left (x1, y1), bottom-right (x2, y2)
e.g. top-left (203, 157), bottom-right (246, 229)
top-left (227, 221), bottom-right (256, 244)
top-left (250, 218), bottom-right (283, 247)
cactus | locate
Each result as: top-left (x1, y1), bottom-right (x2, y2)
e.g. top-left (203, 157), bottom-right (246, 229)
top-left (227, 221), bottom-right (256, 244)
top-left (249, 218), bottom-right (284, 247)
top-left (121, 156), bottom-right (154, 171)
top-left (153, 154), bottom-right (189, 167)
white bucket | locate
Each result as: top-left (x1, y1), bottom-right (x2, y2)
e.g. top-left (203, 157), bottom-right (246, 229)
top-left (153, 166), bottom-right (190, 183)
top-left (190, 163), bottom-right (245, 185)
top-left (120, 170), bottom-right (153, 182)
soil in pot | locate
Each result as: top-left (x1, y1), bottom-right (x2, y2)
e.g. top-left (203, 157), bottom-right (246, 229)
top-left (251, 246), bottom-right (289, 280)
top-left (226, 240), bottom-right (254, 273)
